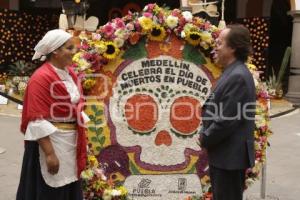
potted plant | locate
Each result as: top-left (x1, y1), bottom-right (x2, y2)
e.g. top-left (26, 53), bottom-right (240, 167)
top-left (267, 47), bottom-right (291, 99)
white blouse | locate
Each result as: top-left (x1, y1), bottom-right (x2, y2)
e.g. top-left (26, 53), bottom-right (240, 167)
top-left (24, 65), bottom-right (86, 188)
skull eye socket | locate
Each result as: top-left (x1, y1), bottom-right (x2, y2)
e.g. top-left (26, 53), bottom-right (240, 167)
top-left (170, 96), bottom-right (202, 135)
top-left (124, 94), bottom-right (158, 133)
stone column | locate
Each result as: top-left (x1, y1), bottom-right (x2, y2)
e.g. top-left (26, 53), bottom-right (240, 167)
top-left (286, 10), bottom-right (300, 105)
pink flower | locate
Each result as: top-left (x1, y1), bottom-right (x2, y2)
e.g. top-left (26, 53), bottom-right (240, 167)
top-left (102, 23), bottom-right (115, 37)
top-left (114, 18), bottom-right (126, 29)
top-left (126, 23), bottom-right (134, 31)
top-left (80, 42), bottom-right (89, 51)
top-left (147, 3), bottom-right (155, 10)
top-left (134, 21), bottom-right (141, 32)
top-left (171, 9), bottom-right (181, 17)
top-left (143, 12), bottom-right (153, 18)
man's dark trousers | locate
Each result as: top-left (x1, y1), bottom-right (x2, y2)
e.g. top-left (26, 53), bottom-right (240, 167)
top-left (209, 165), bottom-right (246, 200)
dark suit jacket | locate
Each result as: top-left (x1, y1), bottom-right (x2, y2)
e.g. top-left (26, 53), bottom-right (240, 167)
top-left (200, 60), bottom-right (256, 170)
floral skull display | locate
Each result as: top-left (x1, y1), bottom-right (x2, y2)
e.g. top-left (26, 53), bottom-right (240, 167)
top-left (109, 56), bottom-right (212, 168)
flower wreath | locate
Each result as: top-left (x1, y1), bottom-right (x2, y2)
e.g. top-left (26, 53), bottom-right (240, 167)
top-left (73, 4), bottom-right (272, 200)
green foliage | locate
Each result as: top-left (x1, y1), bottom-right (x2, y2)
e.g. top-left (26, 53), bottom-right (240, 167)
top-left (88, 105), bottom-right (105, 150)
top-left (183, 44), bottom-right (206, 65)
top-left (8, 60), bottom-right (37, 76)
top-left (129, 160), bottom-right (141, 174)
top-left (276, 47), bottom-right (291, 88)
top-left (122, 38), bottom-right (147, 60)
top-left (267, 47), bottom-right (291, 91)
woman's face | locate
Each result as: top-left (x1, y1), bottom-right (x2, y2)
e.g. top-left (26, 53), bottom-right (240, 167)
top-left (53, 38), bottom-right (77, 67)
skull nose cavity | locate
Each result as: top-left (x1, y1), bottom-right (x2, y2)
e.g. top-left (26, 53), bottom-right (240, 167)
top-left (155, 130), bottom-right (172, 146)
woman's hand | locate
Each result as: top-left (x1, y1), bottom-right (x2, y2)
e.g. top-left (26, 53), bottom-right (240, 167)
top-left (46, 153), bottom-right (60, 174)
top-left (37, 136), bottom-right (60, 175)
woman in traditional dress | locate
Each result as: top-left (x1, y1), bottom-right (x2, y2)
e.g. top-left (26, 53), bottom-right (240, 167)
top-left (16, 29), bottom-right (88, 200)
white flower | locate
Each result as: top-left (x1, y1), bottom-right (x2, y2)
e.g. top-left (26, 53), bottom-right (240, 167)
top-left (103, 195), bottom-right (112, 200)
top-left (114, 37), bottom-right (125, 48)
top-left (254, 78), bottom-right (259, 87)
top-left (18, 82), bottom-right (27, 91)
top-left (12, 76), bottom-right (21, 84)
top-left (182, 11), bottom-right (193, 22)
top-left (103, 189), bottom-right (112, 200)
top-left (115, 29), bottom-right (126, 39)
top-left (180, 31), bottom-right (186, 38)
top-left (91, 33), bottom-right (101, 40)
top-left (78, 60), bottom-right (91, 71)
top-left (111, 189), bottom-right (122, 196)
top-left (166, 15), bottom-right (178, 29)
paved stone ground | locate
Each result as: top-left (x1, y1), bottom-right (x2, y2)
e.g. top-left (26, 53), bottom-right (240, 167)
top-left (0, 98), bottom-right (299, 200)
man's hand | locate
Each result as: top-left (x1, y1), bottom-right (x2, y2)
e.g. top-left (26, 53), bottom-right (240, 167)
top-left (45, 153), bottom-right (59, 175)
top-left (197, 134), bottom-right (204, 147)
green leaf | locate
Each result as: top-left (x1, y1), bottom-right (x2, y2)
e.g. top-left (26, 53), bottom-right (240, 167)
top-left (91, 105), bottom-right (97, 113)
top-left (96, 146), bottom-right (102, 152)
top-left (95, 110), bottom-right (103, 116)
top-left (95, 119), bottom-right (103, 125)
top-left (129, 160), bottom-right (141, 174)
top-left (88, 115), bottom-right (95, 122)
top-left (96, 127), bottom-right (103, 134)
top-left (122, 38), bottom-right (147, 60)
top-left (88, 127), bottom-right (97, 132)
top-left (187, 164), bottom-right (196, 174)
top-left (276, 47), bottom-right (291, 89)
top-left (183, 44), bottom-right (206, 65)
top-left (99, 136), bottom-right (105, 145)
top-left (91, 136), bottom-right (98, 142)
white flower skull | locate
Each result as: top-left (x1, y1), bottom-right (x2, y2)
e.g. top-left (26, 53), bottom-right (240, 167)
top-left (109, 56), bottom-right (212, 167)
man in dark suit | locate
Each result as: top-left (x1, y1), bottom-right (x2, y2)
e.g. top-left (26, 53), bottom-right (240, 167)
top-left (199, 24), bottom-right (256, 200)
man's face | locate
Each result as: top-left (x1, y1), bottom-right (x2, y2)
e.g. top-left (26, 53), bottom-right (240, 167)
top-left (214, 28), bottom-right (235, 67)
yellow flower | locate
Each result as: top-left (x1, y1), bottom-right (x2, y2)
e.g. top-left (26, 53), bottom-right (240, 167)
top-left (81, 169), bottom-right (94, 180)
top-left (118, 186), bottom-right (128, 196)
top-left (72, 52), bottom-right (82, 63)
top-left (186, 31), bottom-right (201, 46)
top-left (93, 41), bottom-right (107, 54)
top-left (83, 78), bottom-right (96, 90)
top-left (103, 41), bottom-right (120, 59)
top-left (211, 25), bottom-right (219, 32)
top-left (200, 41), bottom-right (209, 49)
top-left (183, 23), bottom-right (194, 32)
top-left (138, 16), bottom-right (153, 31)
top-left (149, 25), bottom-right (166, 42)
top-left (200, 32), bottom-right (213, 44)
top-left (88, 155), bottom-right (98, 167)
top-left (247, 63), bottom-right (257, 71)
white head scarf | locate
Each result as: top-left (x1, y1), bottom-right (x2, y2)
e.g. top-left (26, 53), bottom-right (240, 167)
top-left (32, 29), bottom-right (72, 61)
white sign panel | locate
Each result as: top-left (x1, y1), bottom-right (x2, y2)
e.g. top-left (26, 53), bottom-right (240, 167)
top-left (124, 174), bottom-right (202, 200)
